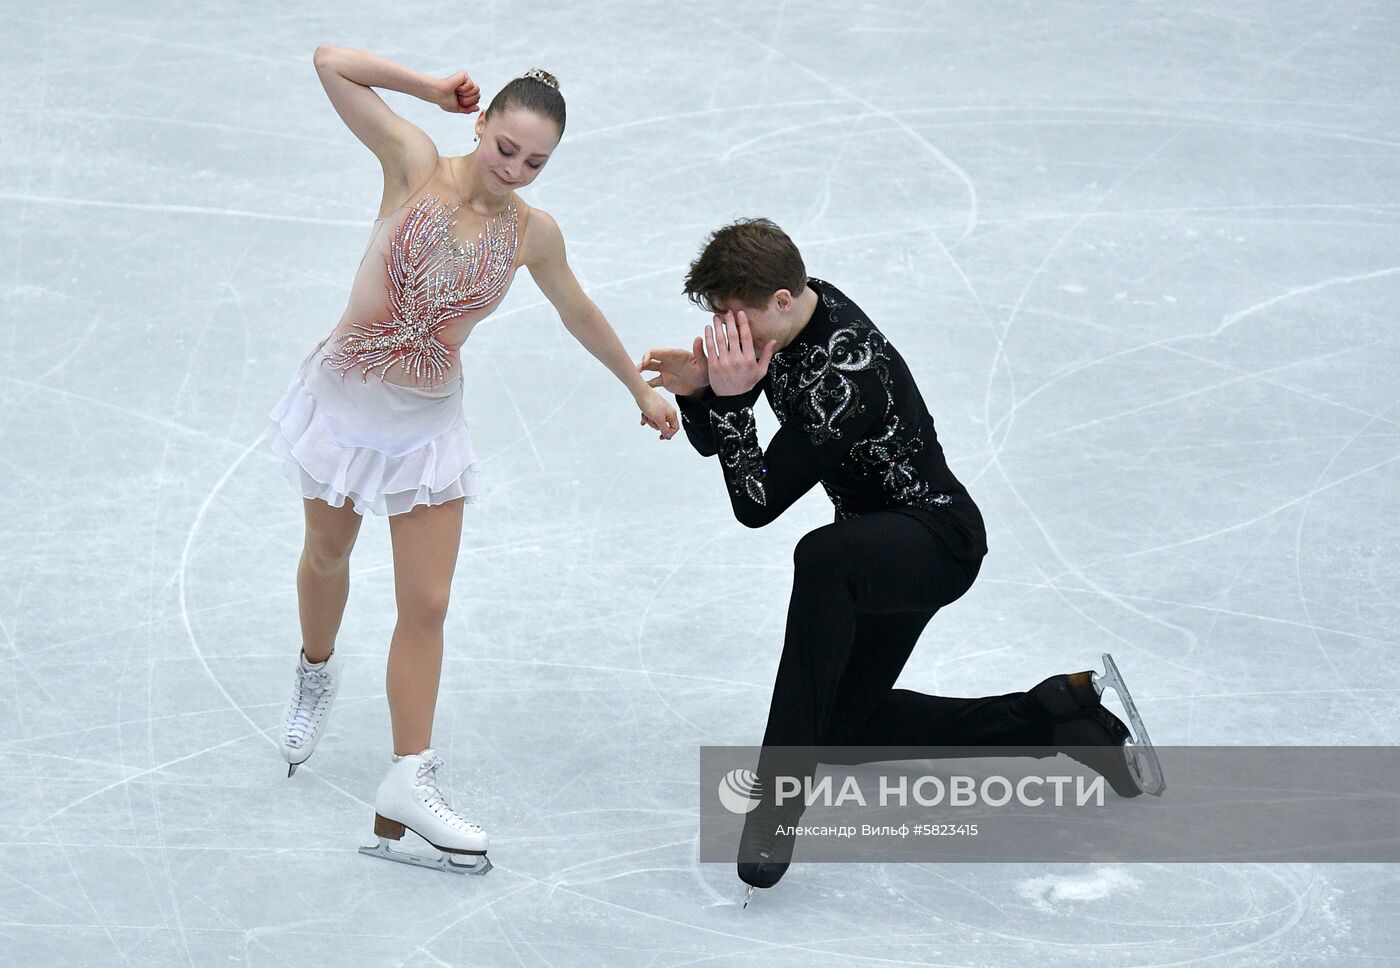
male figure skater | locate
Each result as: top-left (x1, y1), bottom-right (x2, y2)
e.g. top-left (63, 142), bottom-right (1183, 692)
top-left (640, 218), bottom-right (1163, 905)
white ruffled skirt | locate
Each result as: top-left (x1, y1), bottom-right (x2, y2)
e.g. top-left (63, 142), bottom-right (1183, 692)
top-left (265, 338), bottom-right (479, 516)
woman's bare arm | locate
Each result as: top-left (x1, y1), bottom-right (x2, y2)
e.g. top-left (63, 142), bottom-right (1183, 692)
top-left (312, 46), bottom-right (479, 211)
top-left (525, 209), bottom-right (679, 437)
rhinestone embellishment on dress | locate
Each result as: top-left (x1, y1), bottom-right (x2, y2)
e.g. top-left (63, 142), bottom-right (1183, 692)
top-left (324, 196), bottom-right (518, 386)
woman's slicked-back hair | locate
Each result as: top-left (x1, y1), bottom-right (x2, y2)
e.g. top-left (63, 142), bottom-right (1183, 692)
top-left (486, 69), bottom-right (566, 134)
top-left (683, 218), bottom-right (807, 313)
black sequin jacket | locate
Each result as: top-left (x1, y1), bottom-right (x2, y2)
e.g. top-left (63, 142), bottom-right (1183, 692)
top-left (678, 277), bottom-right (988, 561)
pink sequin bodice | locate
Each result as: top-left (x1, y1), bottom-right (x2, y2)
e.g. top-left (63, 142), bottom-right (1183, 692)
top-left (322, 195), bottom-right (520, 387)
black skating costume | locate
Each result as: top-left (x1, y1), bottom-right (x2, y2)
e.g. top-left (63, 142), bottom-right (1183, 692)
top-left (678, 278), bottom-right (1148, 894)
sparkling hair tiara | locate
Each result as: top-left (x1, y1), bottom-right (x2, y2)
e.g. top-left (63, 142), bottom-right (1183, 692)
top-left (521, 68), bottom-right (559, 90)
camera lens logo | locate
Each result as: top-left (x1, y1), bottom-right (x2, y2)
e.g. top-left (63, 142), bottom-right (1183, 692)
top-left (717, 768), bottom-right (763, 814)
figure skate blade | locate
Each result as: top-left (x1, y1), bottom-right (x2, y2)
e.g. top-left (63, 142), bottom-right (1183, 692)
top-left (358, 837), bottom-right (492, 876)
top-left (1094, 652), bottom-right (1166, 796)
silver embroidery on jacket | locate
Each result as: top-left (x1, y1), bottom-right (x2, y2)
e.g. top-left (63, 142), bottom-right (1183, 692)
top-left (710, 406), bottom-right (768, 506)
top-left (779, 282), bottom-right (957, 516)
top-left (846, 416), bottom-right (956, 510)
top-left (769, 312), bottom-right (889, 446)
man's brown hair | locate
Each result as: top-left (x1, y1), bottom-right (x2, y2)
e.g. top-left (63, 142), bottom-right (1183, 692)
top-left (682, 218), bottom-right (807, 313)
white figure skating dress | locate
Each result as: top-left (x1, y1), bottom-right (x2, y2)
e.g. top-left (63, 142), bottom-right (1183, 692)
top-left (266, 193), bottom-right (521, 515)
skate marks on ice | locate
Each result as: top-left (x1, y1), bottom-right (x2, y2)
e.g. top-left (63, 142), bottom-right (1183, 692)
top-left (6, 0), bottom-right (1400, 964)
top-left (872, 863), bottom-right (1356, 966)
top-left (950, 43), bottom-right (1400, 698)
top-left (1015, 867), bottom-right (1142, 913)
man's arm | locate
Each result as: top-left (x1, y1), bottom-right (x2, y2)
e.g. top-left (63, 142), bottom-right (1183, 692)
top-left (675, 384), bottom-right (761, 457)
top-left (703, 383), bottom-right (883, 528)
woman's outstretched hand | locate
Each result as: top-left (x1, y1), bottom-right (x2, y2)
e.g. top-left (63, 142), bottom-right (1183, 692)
top-left (706, 311), bottom-right (775, 397)
top-left (636, 388), bottom-right (679, 440)
top-left (638, 338), bottom-right (709, 398)
top-left (436, 71), bottom-right (480, 113)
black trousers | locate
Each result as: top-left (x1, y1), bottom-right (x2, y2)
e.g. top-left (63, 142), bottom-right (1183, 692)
top-left (755, 511), bottom-right (1049, 784)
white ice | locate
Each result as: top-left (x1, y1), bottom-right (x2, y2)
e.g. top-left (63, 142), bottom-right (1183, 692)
top-left (2, 1), bottom-right (1398, 965)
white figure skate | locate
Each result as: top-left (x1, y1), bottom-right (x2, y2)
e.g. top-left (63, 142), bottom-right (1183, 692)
top-left (358, 749), bottom-right (492, 876)
top-left (280, 649), bottom-right (341, 777)
top-left (1092, 652), bottom-right (1166, 796)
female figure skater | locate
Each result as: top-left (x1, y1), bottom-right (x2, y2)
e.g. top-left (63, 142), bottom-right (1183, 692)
top-left (641, 218), bottom-right (1162, 904)
top-left (266, 46), bottom-right (678, 875)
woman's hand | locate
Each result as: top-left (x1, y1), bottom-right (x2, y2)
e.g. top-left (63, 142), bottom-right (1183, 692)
top-left (636, 388), bottom-right (680, 440)
top-left (638, 338), bottom-right (709, 398)
top-left (705, 311), bottom-right (775, 397)
top-left (435, 71), bottom-right (480, 113)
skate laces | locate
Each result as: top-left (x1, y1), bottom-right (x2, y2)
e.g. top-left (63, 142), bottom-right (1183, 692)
top-left (415, 754), bottom-right (483, 833)
top-left (284, 663), bottom-right (332, 748)
top-left (297, 664), bottom-right (332, 692)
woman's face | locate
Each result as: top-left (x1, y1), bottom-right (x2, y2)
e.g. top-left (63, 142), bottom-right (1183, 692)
top-left (473, 107), bottom-right (560, 193)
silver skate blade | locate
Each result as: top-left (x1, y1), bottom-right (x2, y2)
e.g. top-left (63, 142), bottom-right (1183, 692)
top-left (1096, 653), bottom-right (1166, 796)
top-left (358, 838), bottom-right (492, 876)
top-left (287, 763), bottom-right (298, 778)
top-left (743, 885), bottom-right (755, 909)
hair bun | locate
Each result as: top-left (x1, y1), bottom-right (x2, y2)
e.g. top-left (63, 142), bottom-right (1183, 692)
top-left (522, 68), bottom-right (559, 91)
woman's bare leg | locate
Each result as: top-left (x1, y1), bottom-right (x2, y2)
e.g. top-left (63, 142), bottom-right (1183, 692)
top-left (385, 497), bottom-right (465, 756)
top-left (298, 497), bottom-right (364, 663)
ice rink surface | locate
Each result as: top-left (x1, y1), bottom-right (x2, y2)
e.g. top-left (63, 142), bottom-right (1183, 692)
top-left (2, 0), bottom-right (1398, 964)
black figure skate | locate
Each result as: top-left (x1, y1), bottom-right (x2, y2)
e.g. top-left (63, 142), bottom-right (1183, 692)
top-left (736, 786), bottom-right (803, 909)
top-left (1028, 652), bottom-right (1165, 797)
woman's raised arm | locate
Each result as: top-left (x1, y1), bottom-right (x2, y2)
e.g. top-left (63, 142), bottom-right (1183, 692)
top-left (313, 46), bottom-right (479, 208)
